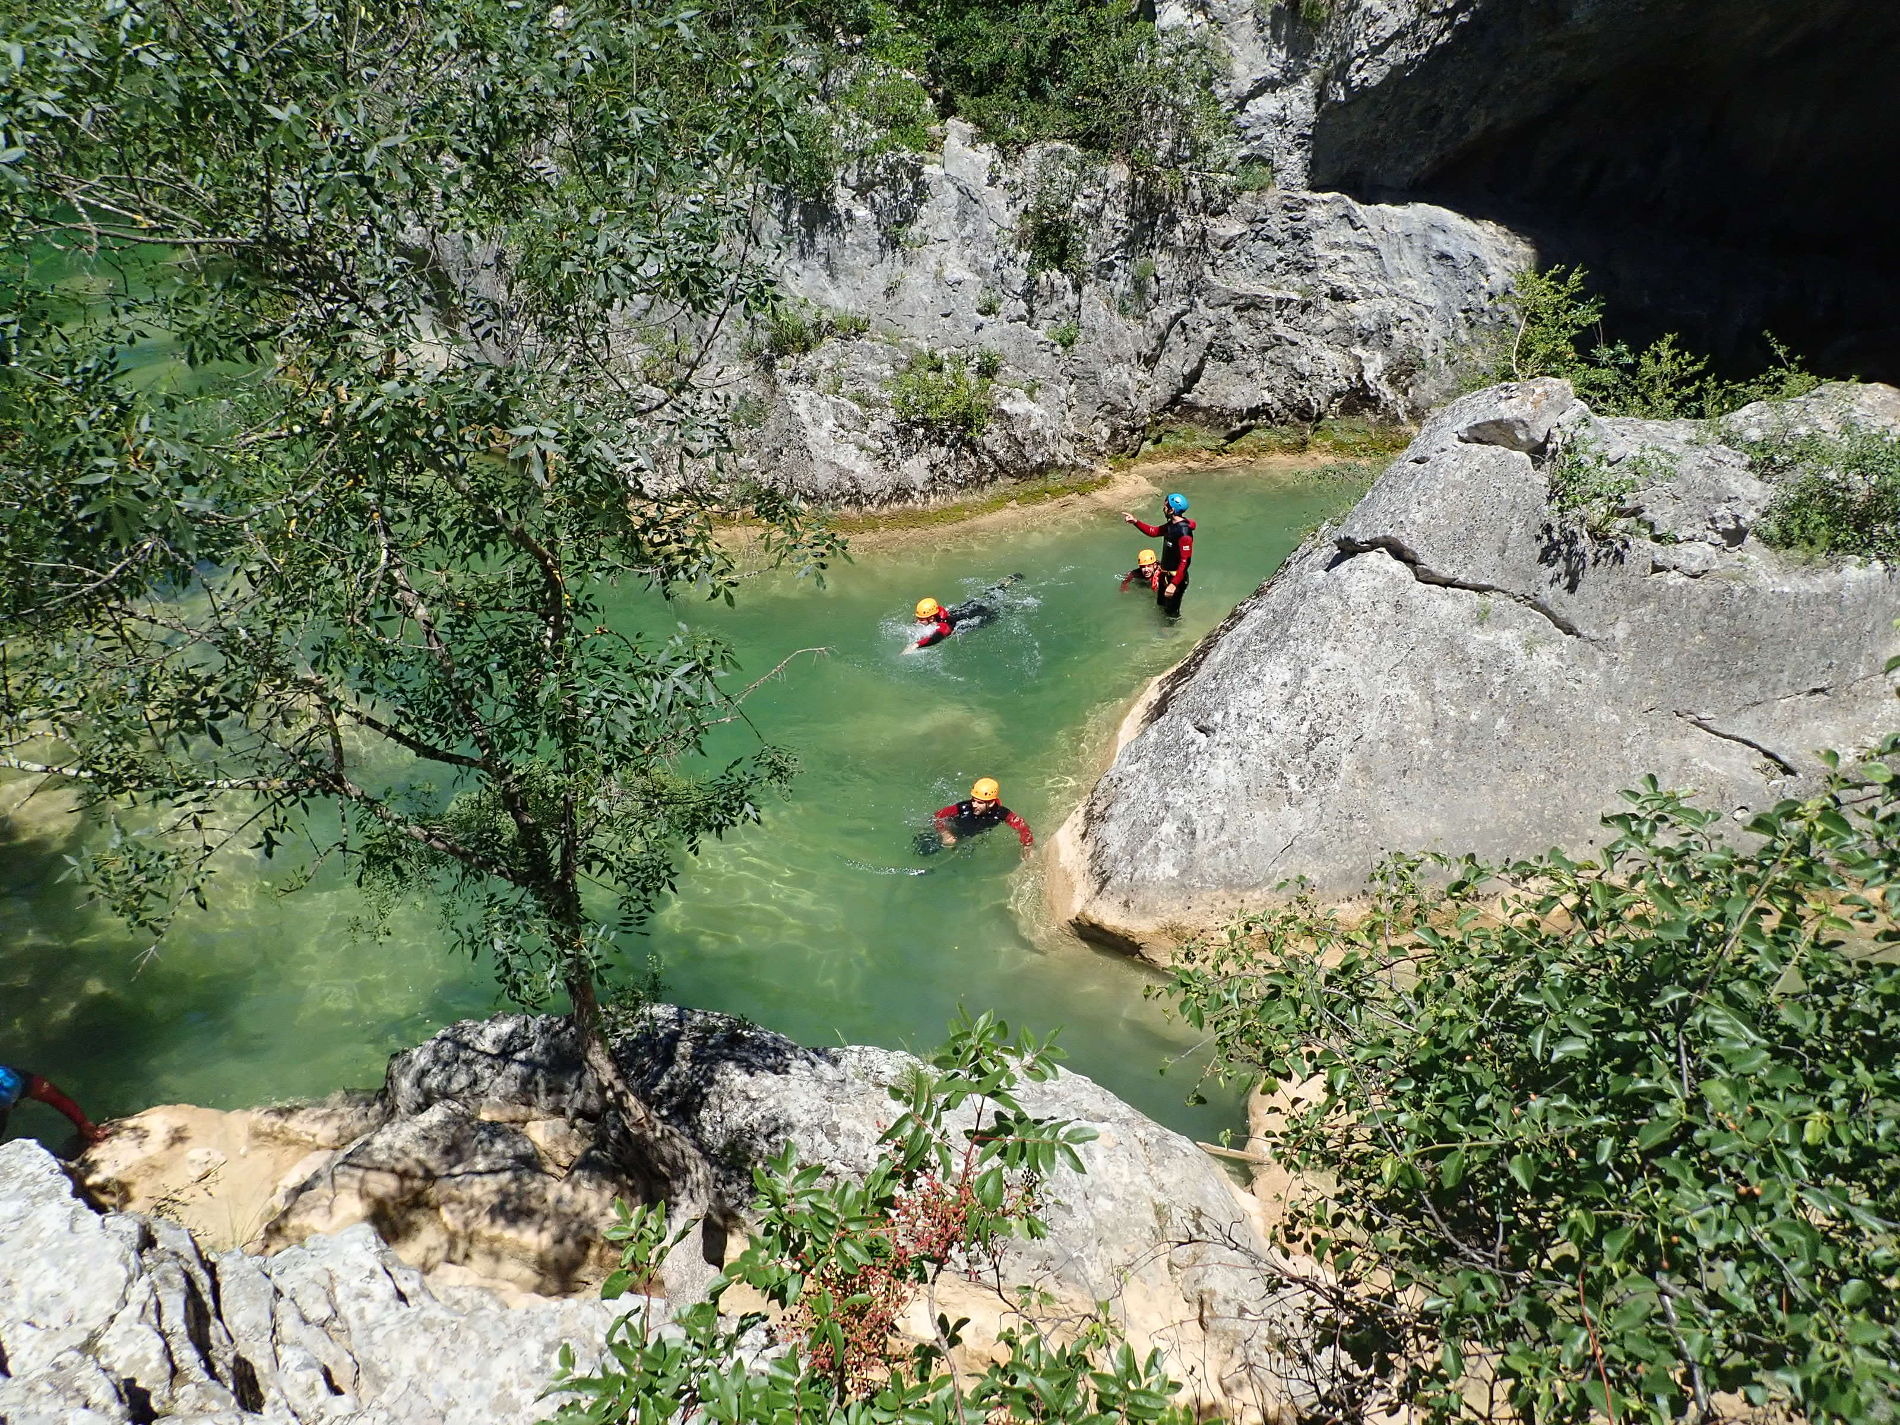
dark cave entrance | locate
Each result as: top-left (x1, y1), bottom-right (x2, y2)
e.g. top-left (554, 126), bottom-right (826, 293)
top-left (1308, 0), bottom-right (1900, 383)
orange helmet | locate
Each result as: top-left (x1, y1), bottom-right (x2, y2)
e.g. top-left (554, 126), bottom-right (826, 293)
top-left (1137, 549), bottom-right (1158, 566)
top-left (971, 777), bottom-right (1001, 801)
top-left (915, 598), bottom-right (942, 618)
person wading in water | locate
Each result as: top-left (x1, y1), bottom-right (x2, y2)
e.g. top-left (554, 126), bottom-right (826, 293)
top-left (1122, 493), bottom-right (1194, 616)
top-left (930, 778), bottom-right (1034, 861)
top-left (0, 1063), bottom-right (106, 1146)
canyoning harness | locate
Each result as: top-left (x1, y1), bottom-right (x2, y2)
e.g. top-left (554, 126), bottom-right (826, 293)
top-left (933, 799), bottom-right (1034, 846)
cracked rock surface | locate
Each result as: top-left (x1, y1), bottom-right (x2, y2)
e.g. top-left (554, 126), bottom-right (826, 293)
top-left (0, 1140), bottom-right (634, 1425)
top-left (709, 120), bottom-right (1526, 502)
top-left (1049, 380), bottom-right (1900, 959)
top-left (40, 1010), bottom-right (1316, 1423)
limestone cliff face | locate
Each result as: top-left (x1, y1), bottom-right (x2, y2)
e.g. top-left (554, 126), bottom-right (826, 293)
top-left (0, 1139), bottom-right (634, 1425)
top-left (648, 0), bottom-right (1900, 499)
top-left (1170, 0), bottom-right (1900, 379)
top-left (719, 121), bottom-right (1526, 502)
top-left (1051, 380), bottom-right (1900, 959)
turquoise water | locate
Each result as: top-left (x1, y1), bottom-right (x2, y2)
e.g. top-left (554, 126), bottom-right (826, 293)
top-left (0, 466), bottom-right (1362, 1147)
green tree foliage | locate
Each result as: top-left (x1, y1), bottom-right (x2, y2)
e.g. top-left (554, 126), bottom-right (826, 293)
top-left (0, 0), bottom-right (842, 1233)
top-left (897, 0), bottom-right (1228, 168)
top-left (1494, 266), bottom-right (1821, 420)
top-left (552, 1012), bottom-right (1192, 1425)
top-left (1168, 741), bottom-right (1900, 1423)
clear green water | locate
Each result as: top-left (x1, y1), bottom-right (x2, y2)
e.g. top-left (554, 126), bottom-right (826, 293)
top-left (0, 467), bottom-right (1360, 1147)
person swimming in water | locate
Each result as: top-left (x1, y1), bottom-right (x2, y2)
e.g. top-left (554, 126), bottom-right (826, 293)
top-left (1119, 548), bottom-right (1162, 594)
top-left (0, 1062), bottom-right (106, 1146)
top-left (928, 777), bottom-right (1034, 861)
top-left (906, 574), bottom-right (1024, 651)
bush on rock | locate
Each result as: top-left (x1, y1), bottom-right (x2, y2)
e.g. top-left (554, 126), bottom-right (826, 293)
top-left (1168, 738), bottom-right (1900, 1425)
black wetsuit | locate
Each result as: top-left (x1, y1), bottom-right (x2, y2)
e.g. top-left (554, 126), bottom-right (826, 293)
top-left (1132, 516), bottom-right (1194, 615)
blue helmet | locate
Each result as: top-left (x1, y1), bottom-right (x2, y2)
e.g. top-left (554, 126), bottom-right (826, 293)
top-left (1165, 492), bottom-right (1189, 513)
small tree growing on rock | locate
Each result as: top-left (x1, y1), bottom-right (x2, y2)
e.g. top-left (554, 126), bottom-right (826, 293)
top-left (552, 1012), bottom-right (1194, 1425)
top-left (0, 0), bottom-right (843, 1286)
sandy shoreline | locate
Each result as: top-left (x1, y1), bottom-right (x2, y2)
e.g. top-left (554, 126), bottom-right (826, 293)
top-left (750, 449), bottom-right (1367, 558)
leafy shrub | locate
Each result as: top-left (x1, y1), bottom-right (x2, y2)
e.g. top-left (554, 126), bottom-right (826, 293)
top-left (1049, 320), bottom-right (1081, 351)
top-left (1542, 439), bottom-right (1676, 541)
top-left (744, 303), bottom-right (871, 364)
top-left (1751, 426), bottom-right (1900, 562)
top-left (973, 346), bottom-right (1004, 378)
top-left (1168, 742), bottom-right (1900, 1425)
top-left (1492, 265), bottom-right (1822, 420)
top-left (552, 1014), bottom-right (1194, 1424)
top-left (1232, 157), bottom-right (1276, 192)
top-left (728, 392), bottom-right (771, 429)
top-left (975, 288), bottom-right (1003, 316)
top-left (1018, 166), bottom-right (1092, 279)
top-left (777, 0), bottom-right (937, 195)
top-left (886, 349), bottom-right (994, 442)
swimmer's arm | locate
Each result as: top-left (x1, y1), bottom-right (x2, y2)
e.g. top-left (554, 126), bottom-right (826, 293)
top-left (26, 1074), bottom-right (104, 1142)
top-left (934, 805), bottom-right (960, 844)
top-left (1006, 812), bottom-right (1033, 847)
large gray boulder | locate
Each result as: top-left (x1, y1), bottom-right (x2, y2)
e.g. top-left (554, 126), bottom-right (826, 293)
top-left (372, 1010), bottom-right (1318, 1419)
top-left (1050, 380), bottom-right (1900, 957)
top-left (0, 1139), bottom-right (634, 1425)
top-left (74, 1011), bottom-right (1319, 1420)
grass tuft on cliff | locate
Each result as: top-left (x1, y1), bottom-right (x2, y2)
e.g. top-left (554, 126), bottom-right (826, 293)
top-left (1750, 426), bottom-right (1900, 563)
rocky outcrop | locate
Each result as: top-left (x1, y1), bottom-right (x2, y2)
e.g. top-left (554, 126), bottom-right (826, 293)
top-left (74, 1011), bottom-right (1318, 1421)
top-left (1052, 380), bottom-right (1900, 957)
top-left (0, 1139), bottom-right (636, 1424)
top-left (724, 122), bottom-right (1526, 502)
top-left (1169, 0), bottom-right (1900, 379)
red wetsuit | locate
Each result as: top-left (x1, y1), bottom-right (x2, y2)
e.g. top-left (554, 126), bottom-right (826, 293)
top-left (934, 799), bottom-right (1034, 846)
top-left (1120, 564), bottom-right (1162, 593)
top-left (914, 610), bottom-right (955, 648)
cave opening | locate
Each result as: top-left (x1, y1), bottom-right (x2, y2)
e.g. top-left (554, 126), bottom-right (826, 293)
top-left (1308, 0), bottom-right (1900, 385)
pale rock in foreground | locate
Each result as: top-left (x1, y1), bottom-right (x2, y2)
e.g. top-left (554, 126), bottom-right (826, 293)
top-left (63, 1011), bottom-right (1322, 1422)
top-left (0, 1139), bottom-right (634, 1425)
top-left (1052, 380), bottom-right (1900, 957)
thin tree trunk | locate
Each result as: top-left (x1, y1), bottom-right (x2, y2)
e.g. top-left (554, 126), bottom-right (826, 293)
top-left (563, 969), bottom-right (732, 1302)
